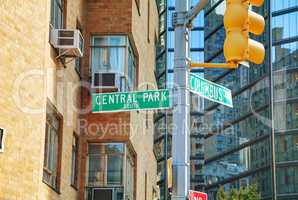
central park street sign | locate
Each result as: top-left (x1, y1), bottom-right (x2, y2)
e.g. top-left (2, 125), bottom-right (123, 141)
top-left (189, 73), bottom-right (233, 108)
top-left (92, 89), bottom-right (170, 113)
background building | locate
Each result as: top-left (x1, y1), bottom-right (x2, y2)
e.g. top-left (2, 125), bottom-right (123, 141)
top-left (154, 0), bottom-right (205, 199)
top-left (79, 1), bottom-right (159, 200)
top-left (0, 0), bottom-right (85, 199)
top-left (203, 0), bottom-right (298, 200)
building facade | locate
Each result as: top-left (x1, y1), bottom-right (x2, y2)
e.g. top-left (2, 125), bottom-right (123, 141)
top-left (204, 0), bottom-right (298, 200)
top-left (154, 0), bottom-right (205, 199)
top-left (0, 1), bottom-right (159, 200)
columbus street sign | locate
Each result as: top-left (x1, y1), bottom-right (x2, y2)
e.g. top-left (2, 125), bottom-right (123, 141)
top-left (92, 89), bottom-right (170, 113)
top-left (189, 73), bottom-right (233, 108)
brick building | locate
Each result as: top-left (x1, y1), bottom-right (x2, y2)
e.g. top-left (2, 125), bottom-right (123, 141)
top-left (0, 0), bottom-right (159, 200)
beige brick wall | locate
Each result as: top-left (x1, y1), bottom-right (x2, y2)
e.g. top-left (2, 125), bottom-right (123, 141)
top-left (0, 1), bottom-right (48, 199)
top-left (0, 0), bottom-right (159, 200)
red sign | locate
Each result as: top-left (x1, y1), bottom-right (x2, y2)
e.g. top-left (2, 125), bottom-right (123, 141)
top-left (189, 191), bottom-right (208, 200)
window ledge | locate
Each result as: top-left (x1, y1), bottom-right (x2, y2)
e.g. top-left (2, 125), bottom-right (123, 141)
top-left (71, 184), bottom-right (78, 191)
top-left (42, 179), bottom-right (61, 194)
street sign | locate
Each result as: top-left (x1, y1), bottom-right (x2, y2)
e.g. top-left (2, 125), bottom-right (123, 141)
top-left (189, 191), bottom-right (208, 200)
top-left (189, 73), bottom-right (233, 108)
top-left (92, 89), bottom-right (170, 113)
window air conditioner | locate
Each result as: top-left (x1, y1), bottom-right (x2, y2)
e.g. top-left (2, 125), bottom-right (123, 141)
top-left (50, 29), bottom-right (84, 57)
top-left (92, 73), bottom-right (126, 91)
top-left (92, 188), bottom-right (113, 200)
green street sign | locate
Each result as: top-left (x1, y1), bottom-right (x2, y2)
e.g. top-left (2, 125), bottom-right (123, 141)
top-left (189, 73), bottom-right (233, 108)
top-left (92, 89), bottom-right (170, 113)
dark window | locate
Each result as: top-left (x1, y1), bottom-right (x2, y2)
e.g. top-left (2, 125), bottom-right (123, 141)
top-left (0, 128), bottom-right (4, 152)
top-left (71, 133), bottom-right (79, 188)
top-left (43, 101), bottom-right (63, 192)
top-left (75, 20), bottom-right (82, 77)
top-left (50, 0), bottom-right (65, 29)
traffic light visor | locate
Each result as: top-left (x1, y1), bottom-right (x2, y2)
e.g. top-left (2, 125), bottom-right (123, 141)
top-left (249, 10), bottom-right (265, 35)
top-left (248, 39), bottom-right (265, 64)
top-left (250, 0), bottom-right (264, 7)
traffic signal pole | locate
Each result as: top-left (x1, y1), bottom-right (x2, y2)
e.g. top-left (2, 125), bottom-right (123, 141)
top-left (173, 0), bottom-right (266, 199)
top-left (172, 1), bottom-right (190, 199)
top-left (172, 1), bottom-right (207, 199)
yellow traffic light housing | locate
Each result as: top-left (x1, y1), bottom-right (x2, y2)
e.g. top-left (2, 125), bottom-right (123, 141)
top-left (224, 0), bottom-right (265, 65)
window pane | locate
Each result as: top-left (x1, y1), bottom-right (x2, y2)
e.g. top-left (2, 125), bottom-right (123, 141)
top-left (272, 12), bottom-right (298, 42)
top-left (109, 36), bottom-right (126, 46)
top-left (107, 155), bottom-right (123, 185)
top-left (91, 47), bottom-right (125, 73)
top-left (88, 154), bottom-right (105, 186)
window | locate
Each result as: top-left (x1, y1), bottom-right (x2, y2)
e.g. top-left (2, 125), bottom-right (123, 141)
top-left (71, 133), bottom-right (79, 188)
top-left (91, 35), bottom-right (137, 90)
top-left (87, 143), bottom-right (125, 187)
top-left (75, 20), bottom-right (82, 77)
top-left (87, 143), bottom-right (136, 200)
top-left (125, 148), bottom-right (135, 200)
top-left (50, 0), bottom-right (65, 29)
top-left (43, 101), bottom-right (63, 191)
top-left (0, 128), bottom-right (5, 153)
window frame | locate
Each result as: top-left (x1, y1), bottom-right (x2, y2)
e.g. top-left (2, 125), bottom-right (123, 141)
top-left (75, 19), bottom-right (83, 78)
top-left (71, 133), bottom-right (79, 189)
top-left (90, 35), bottom-right (137, 91)
top-left (86, 142), bottom-right (137, 200)
top-left (50, 0), bottom-right (67, 29)
top-left (43, 100), bottom-right (63, 193)
top-left (87, 143), bottom-right (125, 187)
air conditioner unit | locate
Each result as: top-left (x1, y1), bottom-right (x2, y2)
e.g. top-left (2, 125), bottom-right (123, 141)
top-left (50, 29), bottom-right (84, 57)
top-left (92, 188), bottom-right (113, 200)
top-left (92, 73), bottom-right (127, 91)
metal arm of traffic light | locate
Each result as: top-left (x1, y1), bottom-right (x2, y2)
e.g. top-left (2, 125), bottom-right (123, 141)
top-left (190, 62), bottom-right (238, 69)
top-left (186, 0), bottom-right (208, 26)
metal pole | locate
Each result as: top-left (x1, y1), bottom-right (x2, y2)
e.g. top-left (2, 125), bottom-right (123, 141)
top-left (186, 0), bottom-right (208, 25)
top-left (268, 0), bottom-right (277, 199)
top-left (172, 0), bottom-right (190, 199)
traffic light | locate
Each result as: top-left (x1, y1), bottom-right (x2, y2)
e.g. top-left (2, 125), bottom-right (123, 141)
top-left (224, 0), bottom-right (265, 65)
